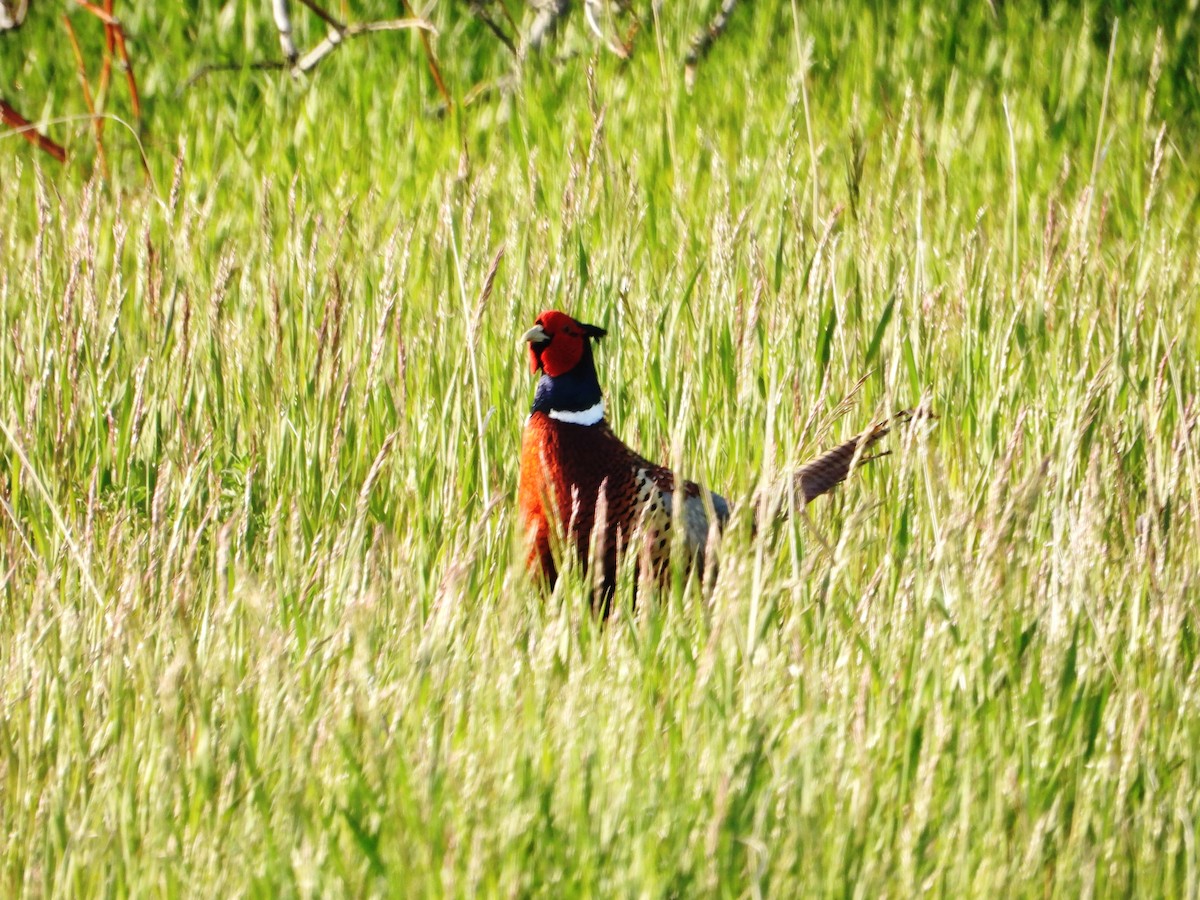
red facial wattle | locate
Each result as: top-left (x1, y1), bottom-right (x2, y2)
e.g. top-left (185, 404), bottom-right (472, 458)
top-left (527, 310), bottom-right (589, 377)
top-left (538, 334), bottom-right (585, 377)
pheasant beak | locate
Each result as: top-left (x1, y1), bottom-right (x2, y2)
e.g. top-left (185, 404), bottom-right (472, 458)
top-left (522, 323), bottom-right (551, 373)
top-left (521, 323), bottom-right (550, 345)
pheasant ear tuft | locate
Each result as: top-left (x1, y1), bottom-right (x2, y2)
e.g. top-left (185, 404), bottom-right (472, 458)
top-left (582, 323), bottom-right (607, 340)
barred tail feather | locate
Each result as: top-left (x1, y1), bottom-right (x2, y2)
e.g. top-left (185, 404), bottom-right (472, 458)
top-left (794, 409), bottom-right (915, 503)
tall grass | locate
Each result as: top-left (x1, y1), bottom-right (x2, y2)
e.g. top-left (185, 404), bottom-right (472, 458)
top-left (2, 0), bottom-right (1199, 894)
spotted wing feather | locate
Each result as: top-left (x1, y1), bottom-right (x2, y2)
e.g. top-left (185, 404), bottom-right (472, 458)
top-left (633, 468), bottom-right (730, 570)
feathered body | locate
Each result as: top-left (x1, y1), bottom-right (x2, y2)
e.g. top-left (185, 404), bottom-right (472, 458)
top-left (519, 412), bottom-right (727, 591)
top-left (517, 311), bottom-right (727, 600)
top-left (517, 310), bottom-right (909, 606)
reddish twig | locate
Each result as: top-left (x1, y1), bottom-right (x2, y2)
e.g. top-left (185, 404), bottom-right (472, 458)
top-left (0, 99), bottom-right (68, 163)
top-left (108, 14), bottom-right (140, 122)
top-left (63, 14), bottom-right (108, 176)
top-left (76, 0), bottom-right (141, 123)
top-left (402, 0), bottom-right (451, 108)
top-left (73, 1), bottom-right (118, 24)
top-left (97, 0), bottom-right (115, 103)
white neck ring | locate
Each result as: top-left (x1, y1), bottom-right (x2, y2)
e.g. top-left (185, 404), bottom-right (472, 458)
top-left (548, 400), bottom-right (605, 426)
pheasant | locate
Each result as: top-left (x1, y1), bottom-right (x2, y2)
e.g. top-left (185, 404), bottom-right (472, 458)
top-left (518, 309), bottom-right (913, 606)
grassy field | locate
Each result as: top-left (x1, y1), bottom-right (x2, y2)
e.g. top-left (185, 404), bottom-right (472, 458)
top-left (3, 0), bottom-right (1200, 894)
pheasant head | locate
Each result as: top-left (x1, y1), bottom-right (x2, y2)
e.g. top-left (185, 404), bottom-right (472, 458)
top-left (522, 310), bottom-right (608, 425)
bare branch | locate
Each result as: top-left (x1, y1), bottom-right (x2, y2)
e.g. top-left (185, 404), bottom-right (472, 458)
top-left (684, 0), bottom-right (738, 91)
top-left (583, 0), bottom-right (628, 58)
top-left (272, 0), bottom-right (298, 63)
top-left (294, 0), bottom-right (344, 32)
top-left (186, 15), bottom-right (436, 87)
top-left (342, 17), bottom-right (435, 36)
top-left (0, 0), bottom-right (30, 30)
top-left (528, 0), bottom-right (570, 52)
top-left (493, 0), bottom-right (519, 36)
top-left (294, 18), bottom-right (436, 74)
top-left (470, 1), bottom-right (517, 57)
top-left (293, 27), bottom-right (345, 73)
top-left (184, 60), bottom-right (288, 90)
